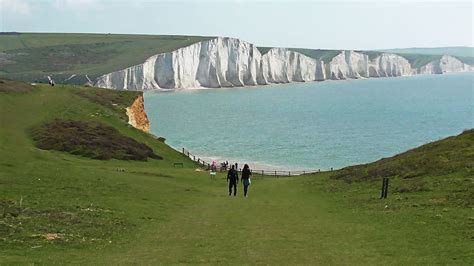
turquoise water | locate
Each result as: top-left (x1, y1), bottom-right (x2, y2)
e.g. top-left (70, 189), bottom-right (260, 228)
top-left (145, 73), bottom-right (473, 170)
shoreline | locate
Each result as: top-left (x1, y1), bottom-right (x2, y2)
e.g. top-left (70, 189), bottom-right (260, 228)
top-left (175, 145), bottom-right (325, 172)
top-left (143, 71), bottom-right (474, 94)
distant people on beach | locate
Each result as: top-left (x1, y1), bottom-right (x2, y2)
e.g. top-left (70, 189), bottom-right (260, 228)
top-left (220, 161), bottom-right (229, 172)
top-left (227, 165), bottom-right (239, 196)
top-left (235, 163), bottom-right (238, 172)
top-left (241, 164), bottom-right (252, 197)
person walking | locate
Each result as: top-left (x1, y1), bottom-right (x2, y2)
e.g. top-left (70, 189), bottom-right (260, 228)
top-left (227, 165), bottom-right (239, 196)
top-left (241, 164), bottom-right (252, 197)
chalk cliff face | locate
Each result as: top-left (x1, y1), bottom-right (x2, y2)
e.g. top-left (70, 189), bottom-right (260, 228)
top-left (126, 94), bottom-right (150, 132)
top-left (418, 55), bottom-right (474, 74)
top-left (95, 37), bottom-right (473, 91)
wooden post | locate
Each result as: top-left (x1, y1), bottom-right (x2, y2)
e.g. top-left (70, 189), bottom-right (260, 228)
top-left (262, 170), bottom-right (264, 175)
top-left (380, 178), bottom-right (385, 199)
top-left (380, 178), bottom-right (389, 199)
top-left (193, 155), bottom-right (195, 161)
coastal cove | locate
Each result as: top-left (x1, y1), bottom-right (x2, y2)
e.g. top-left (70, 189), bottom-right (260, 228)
top-left (145, 73), bottom-right (473, 170)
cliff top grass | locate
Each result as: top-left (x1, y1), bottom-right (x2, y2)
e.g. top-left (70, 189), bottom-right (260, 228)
top-left (74, 86), bottom-right (141, 120)
top-left (0, 80), bottom-right (473, 263)
top-left (0, 33), bottom-right (213, 82)
top-left (331, 129), bottom-right (474, 207)
top-left (258, 46), bottom-right (473, 67)
top-left (332, 129), bottom-right (474, 181)
top-left (1, 33), bottom-right (472, 84)
top-left (0, 78), bottom-right (34, 93)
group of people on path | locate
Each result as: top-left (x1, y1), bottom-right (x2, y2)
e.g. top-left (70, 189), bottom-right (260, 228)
top-left (226, 164), bottom-right (252, 197)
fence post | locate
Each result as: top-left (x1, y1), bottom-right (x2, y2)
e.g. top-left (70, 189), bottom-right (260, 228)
top-left (193, 155), bottom-right (195, 161)
top-left (380, 178), bottom-right (389, 199)
top-left (380, 178), bottom-right (385, 198)
top-left (262, 170), bottom-right (264, 175)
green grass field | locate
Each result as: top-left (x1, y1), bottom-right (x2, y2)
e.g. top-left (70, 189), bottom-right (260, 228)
top-left (0, 80), bottom-right (473, 264)
top-left (0, 33), bottom-right (212, 83)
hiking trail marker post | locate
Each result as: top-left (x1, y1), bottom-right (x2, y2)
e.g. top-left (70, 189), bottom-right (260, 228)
top-left (380, 177), bottom-right (389, 199)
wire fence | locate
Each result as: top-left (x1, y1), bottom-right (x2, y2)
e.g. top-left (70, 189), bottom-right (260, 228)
top-left (181, 148), bottom-right (329, 177)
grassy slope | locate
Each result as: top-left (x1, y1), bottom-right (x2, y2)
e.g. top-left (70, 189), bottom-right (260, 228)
top-left (0, 33), bottom-right (213, 82)
top-left (0, 82), bottom-right (473, 264)
top-left (381, 47), bottom-right (474, 58)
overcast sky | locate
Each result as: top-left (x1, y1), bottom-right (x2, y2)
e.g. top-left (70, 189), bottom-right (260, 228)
top-left (0, 0), bottom-right (472, 50)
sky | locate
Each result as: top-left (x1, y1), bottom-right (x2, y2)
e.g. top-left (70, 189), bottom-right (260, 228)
top-left (0, 0), bottom-right (473, 50)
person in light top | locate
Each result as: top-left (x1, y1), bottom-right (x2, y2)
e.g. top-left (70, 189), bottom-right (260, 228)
top-left (241, 164), bottom-right (252, 197)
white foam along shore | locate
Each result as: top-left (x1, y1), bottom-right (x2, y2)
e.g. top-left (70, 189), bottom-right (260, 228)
top-left (95, 37), bottom-right (474, 91)
top-left (181, 149), bottom-right (323, 173)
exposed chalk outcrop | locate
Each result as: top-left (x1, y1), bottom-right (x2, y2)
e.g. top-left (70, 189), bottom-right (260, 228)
top-left (95, 37), bottom-right (474, 91)
top-left (126, 94), bottom-right (150, 132)
top-left (418, 55), bottom-right (474, 74)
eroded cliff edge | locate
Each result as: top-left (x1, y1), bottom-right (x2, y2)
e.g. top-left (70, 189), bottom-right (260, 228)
top-left (126, 93), bottom-right (150, 132)
top-left (95, 37), bottom-right (474, 91)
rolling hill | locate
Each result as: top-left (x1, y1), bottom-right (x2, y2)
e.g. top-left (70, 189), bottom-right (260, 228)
top-left (1, 33), bottom-right (473, 87)
top-left (0, 32), bottom-right (212, 83)
top-left (0, 79), bottom-right (472, 263)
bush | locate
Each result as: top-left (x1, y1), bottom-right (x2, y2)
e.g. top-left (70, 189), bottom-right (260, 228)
top-left (30, 119), bottom-right (162, 161)
top-left (0, 79), bottom-right (34, 93)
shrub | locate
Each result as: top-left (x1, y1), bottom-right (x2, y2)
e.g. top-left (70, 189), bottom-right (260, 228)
top-left (30, 119), bottom-right (162, 161)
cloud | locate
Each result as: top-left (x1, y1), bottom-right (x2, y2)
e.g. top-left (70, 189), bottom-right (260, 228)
top-left (0, 0), bottom-right (31, 15)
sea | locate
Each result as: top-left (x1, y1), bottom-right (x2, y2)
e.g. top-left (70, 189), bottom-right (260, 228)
top-left (144, 73), bottom-right (473, 171)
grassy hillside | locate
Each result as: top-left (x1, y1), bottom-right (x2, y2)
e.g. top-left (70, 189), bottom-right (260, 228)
top-left (381, 46), bottom-right (474, 58)
top-left (0, 80), bottom-right (473, 263)
top-left (0, 33), bottom-right (212, 83)
top-left (2, 33), bottom-right (472, 85)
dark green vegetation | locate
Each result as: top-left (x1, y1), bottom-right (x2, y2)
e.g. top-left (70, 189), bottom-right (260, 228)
top-left (334, 129), bottom-right (473, 181)
top-left (0, 80), bottom-right (472, 263)
top-left (0, 78), bottom-right (34, 93)
top-left (332, 129), bottom-right (473, 207)
top-left (30, 119), bottom-right (162, 161)
top-left (0, 33), bottom-right (212, 83)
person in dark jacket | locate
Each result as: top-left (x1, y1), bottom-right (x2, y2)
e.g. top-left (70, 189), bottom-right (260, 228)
top-left (241, 164), bottom-right (252, 197)
top-left (227, 165), bottom-right (239, 196)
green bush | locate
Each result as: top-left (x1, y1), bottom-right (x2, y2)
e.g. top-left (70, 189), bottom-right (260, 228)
top-left (29, 119), bottom-right (162, 161)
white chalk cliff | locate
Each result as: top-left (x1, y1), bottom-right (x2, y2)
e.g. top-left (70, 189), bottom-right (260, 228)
top-left (95, 37), bottom-right (474, 90)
